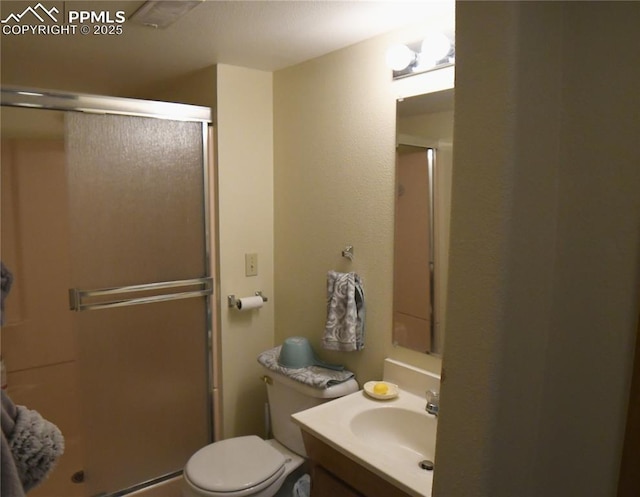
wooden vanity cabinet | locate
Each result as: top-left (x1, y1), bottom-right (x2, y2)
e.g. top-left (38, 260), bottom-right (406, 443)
top-left (311, 465), bottom-right (363, 497)
top-left (301, 430), bottom-right (412, 497)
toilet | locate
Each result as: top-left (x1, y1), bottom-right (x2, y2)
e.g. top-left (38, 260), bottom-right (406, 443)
top-left (183, 363), bottom-right (359, 497)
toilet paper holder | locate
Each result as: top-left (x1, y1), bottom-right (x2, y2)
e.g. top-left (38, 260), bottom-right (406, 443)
top-left (227, 291), bottom-right (268, 309)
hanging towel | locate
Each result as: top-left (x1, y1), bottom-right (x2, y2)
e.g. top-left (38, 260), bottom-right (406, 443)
top-left (1, 391), bottom-right (65, 494)
top-left (257, 347), bottom-right (355, 389)
top-left (322, 271), bottom-right (365, 352)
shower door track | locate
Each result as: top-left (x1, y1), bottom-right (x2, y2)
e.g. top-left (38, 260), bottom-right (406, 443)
top-left (1, 86), bottom-right (215, 497)
top-left (1, 86), bottom-right (211, 122)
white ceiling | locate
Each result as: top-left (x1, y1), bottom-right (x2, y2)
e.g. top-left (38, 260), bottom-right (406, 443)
top-left (0, 0), bottom-right (455, 95)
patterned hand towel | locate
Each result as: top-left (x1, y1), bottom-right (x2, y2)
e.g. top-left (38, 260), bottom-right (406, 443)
top-left (257, 347), bottom-right (355, 388)
top-left (322, 271), bottom-right (365, 352)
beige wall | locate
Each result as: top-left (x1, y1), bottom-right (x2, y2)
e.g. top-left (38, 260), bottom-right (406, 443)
top-left (433, 2), bottom-right (640, 496)
top-left (273, 23), bottom-right (453, 385)
top-left (216, 65), bottom-right (275, 439)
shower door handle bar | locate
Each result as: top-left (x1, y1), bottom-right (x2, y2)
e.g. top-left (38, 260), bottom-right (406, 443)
top-left (70, 289), bottom-right (212, 312)
top-left (69, 277), bottom-right (213, 312)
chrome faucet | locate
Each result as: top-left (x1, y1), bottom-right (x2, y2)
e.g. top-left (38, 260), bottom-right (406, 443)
top-left (425, 389), bottom-right (440, 416)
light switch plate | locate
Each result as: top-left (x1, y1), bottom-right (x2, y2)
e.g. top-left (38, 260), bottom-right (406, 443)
top-left (245, 253), bottom-right (258, 276)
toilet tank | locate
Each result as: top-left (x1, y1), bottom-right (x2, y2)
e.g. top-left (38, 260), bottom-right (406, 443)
top-left (261, 365), bottom-right (358, 456)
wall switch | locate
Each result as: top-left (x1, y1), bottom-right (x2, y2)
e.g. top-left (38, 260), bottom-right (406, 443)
top-left (245, 253), bottom-right (258, 276)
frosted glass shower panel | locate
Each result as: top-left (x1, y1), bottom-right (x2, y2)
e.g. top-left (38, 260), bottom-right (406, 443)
top-left (65, 113), bottom-right (206, 287)
top-left (64, 111), bottom-right (210, 495)
top-left (75, 298), bottom-right (209, 495)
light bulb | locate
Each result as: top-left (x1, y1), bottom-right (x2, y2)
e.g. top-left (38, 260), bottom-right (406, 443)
top-left (420, 32), bottom-right (451, 68)
top-left (385, 44), bottom-right (416, 71)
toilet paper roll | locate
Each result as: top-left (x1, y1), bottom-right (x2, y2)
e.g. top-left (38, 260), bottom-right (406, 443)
top-left (237, 295), bottom-right (264, 311)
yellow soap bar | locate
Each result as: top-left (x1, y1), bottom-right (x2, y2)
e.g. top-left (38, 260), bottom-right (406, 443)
top-left (373, 382), bottom-right (389, 395)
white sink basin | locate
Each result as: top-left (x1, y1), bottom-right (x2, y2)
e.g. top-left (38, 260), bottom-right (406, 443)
top-left (349, 406), bottom-right (436, 463)
top-left (292, 388), bottom-right (437, 497)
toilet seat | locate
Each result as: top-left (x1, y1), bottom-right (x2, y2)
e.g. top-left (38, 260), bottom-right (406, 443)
top-left (184, 435), bottom-right (286, 497)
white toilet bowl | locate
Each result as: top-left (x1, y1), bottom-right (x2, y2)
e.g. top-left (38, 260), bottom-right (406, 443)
top-left (182, 436), bottom-right (304, 497)
top-left (183, 359), bottom-right (358, 497)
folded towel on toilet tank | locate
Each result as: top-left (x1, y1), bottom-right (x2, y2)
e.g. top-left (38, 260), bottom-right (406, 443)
top-left (257, 346), bottom-right (355, 389)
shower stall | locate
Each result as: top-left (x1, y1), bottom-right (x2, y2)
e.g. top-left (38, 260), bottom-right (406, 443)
top-left (0, 88), bottom-right (215, 497)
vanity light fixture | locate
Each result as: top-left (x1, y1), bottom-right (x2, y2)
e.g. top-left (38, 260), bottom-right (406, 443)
top-left (386, 31), bottom-right (454, 79)
top-left (420, 32), bottom-right (453, 68)
top-left (385, 44), bottom-right (418, 72)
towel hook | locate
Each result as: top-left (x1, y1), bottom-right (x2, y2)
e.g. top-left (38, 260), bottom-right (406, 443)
top-left (341, 245), bottom-right (354, 261)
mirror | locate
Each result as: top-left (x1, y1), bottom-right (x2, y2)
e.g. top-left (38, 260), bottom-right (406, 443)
top-left (393, 88), bottom-right (454, 355)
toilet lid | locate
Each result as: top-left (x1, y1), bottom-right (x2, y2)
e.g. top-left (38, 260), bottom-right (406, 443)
top-left (185, 435), bottom-right (286, 494)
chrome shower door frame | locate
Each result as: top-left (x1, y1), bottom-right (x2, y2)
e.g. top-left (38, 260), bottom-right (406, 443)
top-left (1, 86), bottom-right (215, 497)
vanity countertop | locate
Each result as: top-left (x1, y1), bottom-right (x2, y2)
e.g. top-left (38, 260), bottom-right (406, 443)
top-left (292, 386), bottom-right (437, 497)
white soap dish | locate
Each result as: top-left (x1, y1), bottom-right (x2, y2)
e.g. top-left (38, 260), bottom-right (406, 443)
top-left (363, 381), bottom-right (399, 400)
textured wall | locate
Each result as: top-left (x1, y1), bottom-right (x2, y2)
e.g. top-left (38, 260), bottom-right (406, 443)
top-left (273, 23), bottom-right (453, 386)
top-left (216, 65), bottom-right (275, 438)
top-left (274, 35), bottom-right (396, 384)
top-left (434, 2), bottom-right (640, 496)
top-left (534, 2), bottom-right (640, 494)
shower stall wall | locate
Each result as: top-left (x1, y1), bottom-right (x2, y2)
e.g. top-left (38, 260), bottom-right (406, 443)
top-left (0, 88), bottom-right (215, 497)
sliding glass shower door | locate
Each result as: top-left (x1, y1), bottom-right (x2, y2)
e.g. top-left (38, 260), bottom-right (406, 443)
top-left (65, 112), bottom-right (211, 495)
top-left (1, 90), bottom-right (213, 497)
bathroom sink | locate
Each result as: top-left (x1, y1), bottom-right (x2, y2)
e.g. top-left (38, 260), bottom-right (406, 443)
top-left (292, 386), bottom-right (437, 497)
top-left (349, 406), bottom-right (436, 463)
